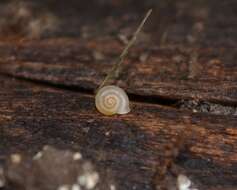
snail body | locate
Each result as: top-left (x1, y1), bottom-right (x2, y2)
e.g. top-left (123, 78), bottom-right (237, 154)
top-left (95, 85), bottom-right (130, 116)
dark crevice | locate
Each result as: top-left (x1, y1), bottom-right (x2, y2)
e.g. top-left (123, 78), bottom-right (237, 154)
top-left (128, 93), bottom-right (179, 107)
top-left (1, 73), bottom-right (237, 116)
top-left (1, 73), bottom-right (179, 107)
top-left (1, 73), bottom-right (94, 95)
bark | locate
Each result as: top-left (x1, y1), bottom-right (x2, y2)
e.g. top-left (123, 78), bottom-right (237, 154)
top-left (0, 76), bottom-right (236, 189)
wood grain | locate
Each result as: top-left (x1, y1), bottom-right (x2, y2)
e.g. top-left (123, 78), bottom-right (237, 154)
top-left (0, 0), bottom-right (237, 105)
top-left (0, 76), bottom-right (236, 189)
top-left (0, 1), bottom-right (237, 189)
top-left (0, 38), bottom-right (237, 105)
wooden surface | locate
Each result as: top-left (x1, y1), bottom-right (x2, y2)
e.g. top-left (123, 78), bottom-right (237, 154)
top-left (1, 76), bottom-right (237, 189)
top-left (0, 1), bottom-right (237, 190)
top-left (1, 38), bottom-right (237, 105)
top-left (0, 1), bottom-right (237, 105)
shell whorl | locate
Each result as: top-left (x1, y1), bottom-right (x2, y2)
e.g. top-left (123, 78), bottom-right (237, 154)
top-left (95, 85), bottom-right (130, 116)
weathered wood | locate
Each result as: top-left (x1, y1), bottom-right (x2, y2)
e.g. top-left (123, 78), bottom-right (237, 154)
top-left (0, 38), bottom-right (237, 105)
top-left (0, 1), bottom-right (237, 190)
top-left (0, 0), bottom-right (237, 105)
top-left (3, 146), bottom-right (114, 190)
top-left (0, 76), bottom-right (237, 189)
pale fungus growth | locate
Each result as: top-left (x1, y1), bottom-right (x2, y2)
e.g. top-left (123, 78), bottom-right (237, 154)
top-left (4, 146), bottom-right (114, 190)
top-left (77, 171), bottom-right (99, 189)
top-left (77, 162), bottom-right (100, 189)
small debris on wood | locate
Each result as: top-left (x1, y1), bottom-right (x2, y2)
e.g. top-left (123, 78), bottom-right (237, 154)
top-left (118, 34), bottom-right (129, 45)
top-left (139, 52), bottom-right (149, 63)
top-left (177, 100), bottom-right (237, 116)
top-left (3, 146), bottom-right (115, 190)
top-left (92, 51), bottom-right (105, 61)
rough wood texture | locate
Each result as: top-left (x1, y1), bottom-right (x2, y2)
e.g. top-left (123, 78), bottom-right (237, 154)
top-left (3, 146), bottom-right (114, 190)
top-left (0, 76), bottom-right (237, 189)
top-left (0, 1), bottom-right (237, 190)
top-left (0, 0), bottom-right (237, 105)
top-left (1, 39), bottom-right (237, 105)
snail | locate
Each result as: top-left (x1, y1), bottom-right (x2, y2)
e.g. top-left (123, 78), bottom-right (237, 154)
top-left (94, 9), bottom-right (152, 116)
top-left (95, 85), bottom-right (130, 116)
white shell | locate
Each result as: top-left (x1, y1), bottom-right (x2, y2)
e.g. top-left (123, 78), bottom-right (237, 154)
top-left (95, 85), bottom-right (130, 116)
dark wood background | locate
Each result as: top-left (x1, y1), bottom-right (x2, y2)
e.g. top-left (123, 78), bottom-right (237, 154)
top-left (0, 0), bottom-right (236, 190)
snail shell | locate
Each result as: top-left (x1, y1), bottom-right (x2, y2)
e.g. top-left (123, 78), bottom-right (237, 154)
top-left (95, 85), bottom-right (130, 116)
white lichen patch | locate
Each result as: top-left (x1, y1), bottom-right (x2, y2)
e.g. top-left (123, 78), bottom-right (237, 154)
top-left (78, 172), bottom-right (99, 189)
top-left (77, 162), bottom-right (99, 189)
top-left (4, 146), bottom-right (115, 190)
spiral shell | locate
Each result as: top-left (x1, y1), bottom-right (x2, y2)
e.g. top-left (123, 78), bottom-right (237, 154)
top-left (95, 85), bottom-right (130, 116)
